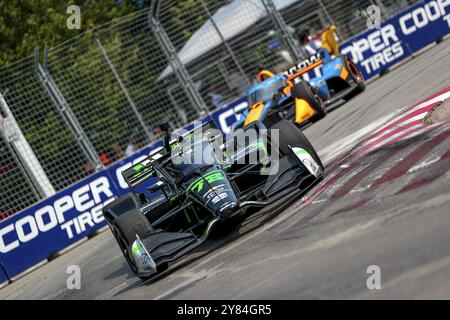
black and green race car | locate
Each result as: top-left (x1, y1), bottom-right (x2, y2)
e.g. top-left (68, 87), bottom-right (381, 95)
top-left (102, 120), bottom-right (324, 279)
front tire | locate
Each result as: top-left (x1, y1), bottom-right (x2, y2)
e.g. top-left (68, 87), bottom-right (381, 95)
top-left (291, 80), bottom-right (326, 122)
top-left (270, 120), bottom-right (324, 169)
top-left (342, 55), bottom-right (365, 100)
top-left (104, 195), bottom-right (156, 279)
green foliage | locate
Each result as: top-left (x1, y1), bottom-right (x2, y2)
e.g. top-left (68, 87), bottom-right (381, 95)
top-left (0, 0), bottom-right (135, 65)
top-left (0, 0), bottom-right (233, 196)
top-left (0, 1), bottom-right (141, 194)
top-left (161, 0), bottom-right (225, 49)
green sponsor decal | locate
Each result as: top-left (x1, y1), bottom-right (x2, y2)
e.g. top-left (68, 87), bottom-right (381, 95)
top-left (132, 243), bottom-right (143, 257)
top-left (132, 163), bottom-right (145, 171)
top-left (294, 148), bottom-right (308, 155)
top-left (131, 167), bottom-right (152, 179)
top-left (188, 170), bottom-right (225, 193)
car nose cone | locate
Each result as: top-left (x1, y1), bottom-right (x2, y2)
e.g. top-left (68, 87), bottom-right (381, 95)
top-left (219, 202), bottom-right (239, 219)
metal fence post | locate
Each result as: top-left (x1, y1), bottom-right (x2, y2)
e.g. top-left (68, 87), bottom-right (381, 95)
top-left (0, 261), bottom-right (12, 285)
top-left (261, 0), bottom-right (302, 61)
top-left (317, 0), bottom-right (343, 40)
top-left (198, 0), bottom-right (251, 87)
top-left (95, 38), bottom-right (152, 140)
top-left (34, 48), bottom-right (103, 170)
top-left (0, 92), bottom-right (55, 198)
top-left (149, 0), bottom-right (208, 116)
top-left (0, 112), bottom-right (42, 202)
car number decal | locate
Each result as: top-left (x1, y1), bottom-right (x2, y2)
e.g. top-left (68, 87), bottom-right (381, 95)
top-left (292, 147), bottom-right (321, 177)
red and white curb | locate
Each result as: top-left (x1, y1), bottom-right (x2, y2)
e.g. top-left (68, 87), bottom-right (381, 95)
top-left (277, 86), bottom-right (450, 232)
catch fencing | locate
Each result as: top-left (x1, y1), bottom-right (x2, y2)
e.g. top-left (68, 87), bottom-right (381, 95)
top-left (0, 0), bottom-right (417, 221)
top-left (2, 0), bottom-right (442, 283)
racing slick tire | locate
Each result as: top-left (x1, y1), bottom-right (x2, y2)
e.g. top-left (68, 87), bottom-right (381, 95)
top-left (270, 120), bottom-right (324, 169)
top-left (104, 194), bottom-right (156, 279)
top-left (291, 80), bottom-right (326, 122)
top-left (342, 55), bottom-right (365, 100)
top-left (114, 209), bottom-right (156, 245)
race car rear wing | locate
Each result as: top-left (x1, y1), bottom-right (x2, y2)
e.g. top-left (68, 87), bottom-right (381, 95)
top-left (281, 51), bottom-right (323, 82)
top-left (122, 158), bottom-right (157, 189)
top-left (281, 25), bottom-right (340, 82)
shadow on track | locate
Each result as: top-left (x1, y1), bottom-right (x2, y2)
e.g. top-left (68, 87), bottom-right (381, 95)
top-left (110, 179), bottom-right (322, 297)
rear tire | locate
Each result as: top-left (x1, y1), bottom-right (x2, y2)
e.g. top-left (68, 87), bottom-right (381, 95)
top-left (269, 120), bottom-right (323, 169)
top-left (342, 55), bottom-right (365, 100)
top-left (291, 81), bottom-right (326, 122)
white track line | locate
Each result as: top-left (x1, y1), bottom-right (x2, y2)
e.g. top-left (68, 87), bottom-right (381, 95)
top-left (360, 123), bottom-right (425, 154)
top-left (149, 88), bottom-right (450, 300)
top-left (364, 115), bottom-right (426, 145)
top-left (381, 90), bottom-right (450, 127)
top-left (353, 89), bottom-right (450, 155)
top-left (154, 111), bottom-right (407, 300)
top-left (317, 112), bottom-right (398, 163)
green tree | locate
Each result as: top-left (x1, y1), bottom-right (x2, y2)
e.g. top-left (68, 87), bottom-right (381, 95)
top-left (0, 0), bottom-right (136, 65)
top-left (0, 0), bottom-right (228, 196)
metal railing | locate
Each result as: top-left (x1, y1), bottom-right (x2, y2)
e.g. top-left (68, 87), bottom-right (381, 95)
top-left (0, 0), bottom-right (417, 220)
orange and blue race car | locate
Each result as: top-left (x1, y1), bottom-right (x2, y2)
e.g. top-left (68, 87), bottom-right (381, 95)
top-left (234, 26), bottom-right (365, 130)
top-left (234, 69), bottom-right (325, 130)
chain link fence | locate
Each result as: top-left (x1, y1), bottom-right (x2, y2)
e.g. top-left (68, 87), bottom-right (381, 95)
top-left (157, 0), bottom-right (300, 112)
top-left (0, 58), bottom-right (90, 217)
top-left (0, 125), bottom-right (40, 220)
top-left (0, 0), bottom-right (417, 220)
top-left (321, 0), bottom-right (415, 37)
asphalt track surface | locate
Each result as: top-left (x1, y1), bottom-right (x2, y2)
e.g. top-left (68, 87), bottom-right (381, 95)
top-left (2, 39), bottom-right (450, 300)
